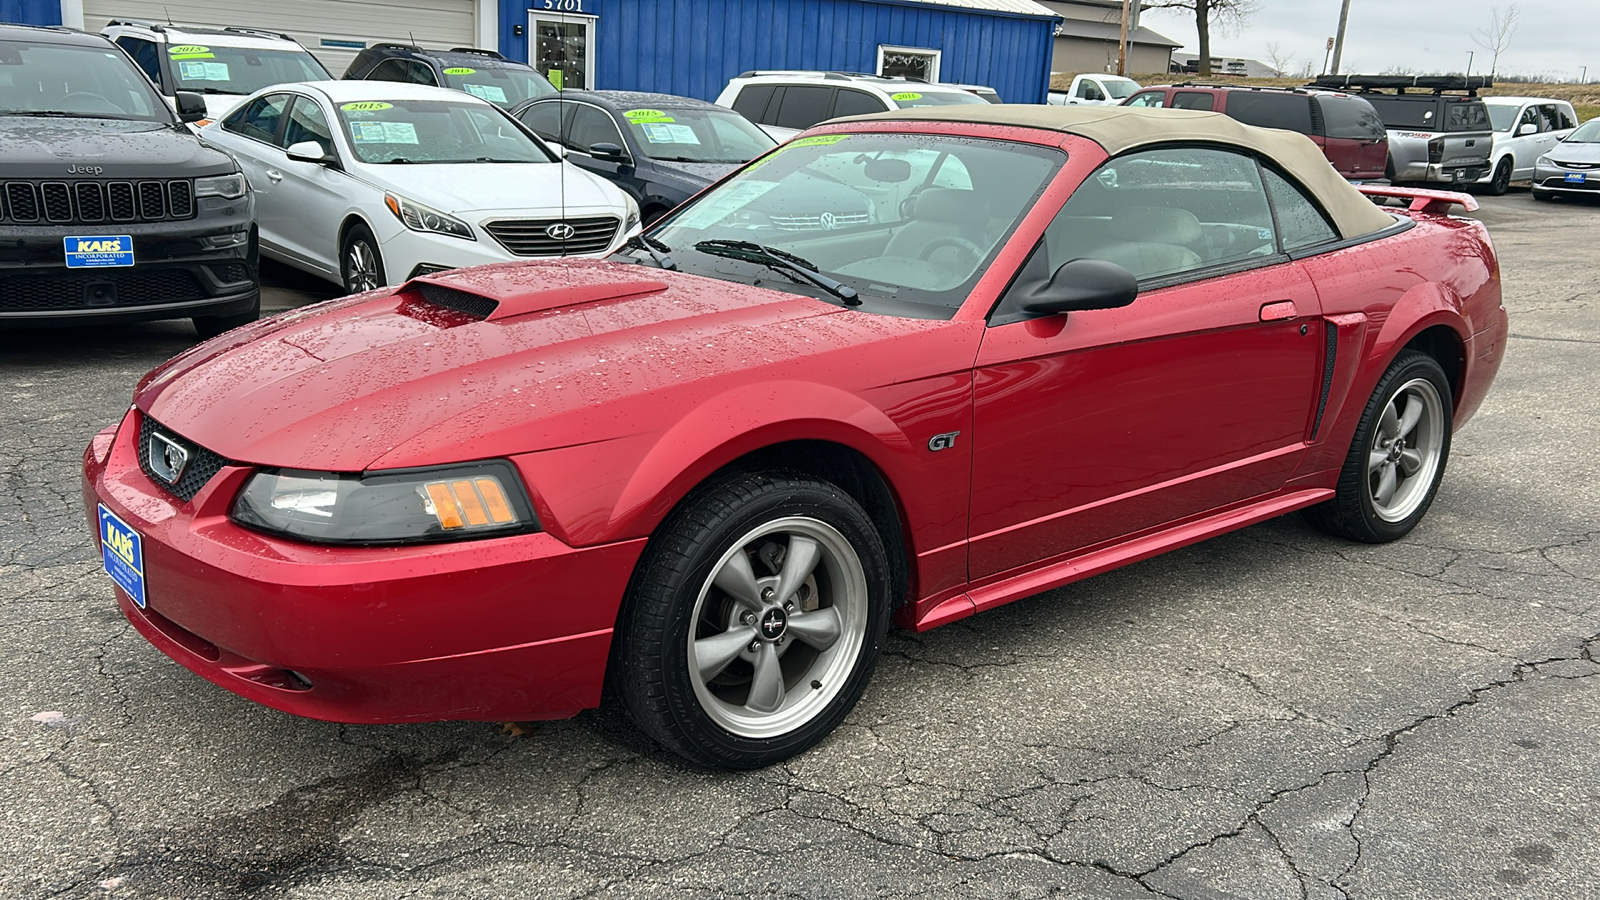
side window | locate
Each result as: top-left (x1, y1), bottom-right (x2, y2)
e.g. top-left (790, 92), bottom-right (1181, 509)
top-left (1519, 106), bottom-right (1541, 133)
top-left (223, 93), bottom-right (291, 145)
top-left (517, 101), bottom-right (563, 141)
top-left (1261, 167), bottom-right (1337, 252)
top-left (730, 84), bottom-right (777, 123)
top-left (1172, 91), bottom-right (1216, 111)
top-left (368, 59), bottom-right (436, 86)
top-left (283, 96), bottom-right (333, 155)
top-left (833, 88), bottom-right (887, 118)
top-left (1079, 81), bottom-right (1105, 101)
top-left (1225, 93), bottom-right (1313, 133)
top-left (1557, 106), bottom-right (1577, 130)
top-left (1125, 91), bottom-right (1166, 108)
top-left (567, 104), bottom-right (623, 154)
top-left (772, 86), bottom-right (834, 130)
top-left (116, 37), bottom-right (162, 87)
top-left (1317, 97), bottom-right (1387, 141)
top-left (1538, 105), bottom-right (1561, 133)
top-left (1026, 146), bottom-right (1278, 284)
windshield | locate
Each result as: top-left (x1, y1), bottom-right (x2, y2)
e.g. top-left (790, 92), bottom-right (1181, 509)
top-left (623, 106), bottom-right (775, 163)
top-left (165, 43), bottom-right (329, 96)
top-left (889, 90), bottom-right (988, 109)
top-left (336, 98), bottom-right (554, 164)
top-left (1563, 119), bottom-right (1600, 143)
top-left (440, 64), bottom-right (556, 108)
top-left (1487, 104), bottom-right (1519, 132)
top-left (0, 39), bottom-right (169, 121)
top-left (1102, 79), bottom-right (1139, 99)
top-left (645, 133), bottom-right (1064, 313)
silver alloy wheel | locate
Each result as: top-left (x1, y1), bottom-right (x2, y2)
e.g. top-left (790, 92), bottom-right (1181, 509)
top-left (687, 516), bottom-right (868, 739)
top-left (345, 240), bottom-right (380, 293)
top-left (1366, 376), bottom-right (1446, 522)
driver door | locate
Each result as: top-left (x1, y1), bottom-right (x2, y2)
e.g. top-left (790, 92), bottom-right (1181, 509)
top-left (260, 95), bottom-right (349, 275)
top-left (966, 147), bottom-right (1327, 589)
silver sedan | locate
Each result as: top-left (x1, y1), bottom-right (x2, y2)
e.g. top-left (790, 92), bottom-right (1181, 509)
top-left (1532, 118), bottom-right (1600, 200)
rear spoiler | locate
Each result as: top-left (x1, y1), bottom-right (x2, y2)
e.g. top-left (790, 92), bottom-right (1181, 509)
top-left (1356, 185), bottom-right (1479, 215)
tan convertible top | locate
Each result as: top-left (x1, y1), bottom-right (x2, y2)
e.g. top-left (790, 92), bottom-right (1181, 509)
top-left (831, 105), bottom-right (1397, 240)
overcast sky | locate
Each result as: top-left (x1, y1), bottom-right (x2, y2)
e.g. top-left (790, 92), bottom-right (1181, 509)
top-left (1138, 1), bottom-right (1593, 81)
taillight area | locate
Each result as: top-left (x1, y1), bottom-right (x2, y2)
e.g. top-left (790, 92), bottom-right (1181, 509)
top-left (1427, 138), bottom-right (1445, 164)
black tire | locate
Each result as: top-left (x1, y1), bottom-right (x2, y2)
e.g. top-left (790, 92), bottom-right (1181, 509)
top-left (642, 204), bottom-right (670, 227)
top-left (192, 293), bottom-right (260, 341)
top-left (1305, 350), bottom-right (1453, 543)
top-left (613, 470), bottom-right (892, 769)
top-left (340, 223), bottom-right (386, 295)
top-left (1486, 158), bottom-right (1513, 196)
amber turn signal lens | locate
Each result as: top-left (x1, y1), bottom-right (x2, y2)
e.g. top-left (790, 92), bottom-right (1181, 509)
top-left (423, 477), bottom-right (519, 531)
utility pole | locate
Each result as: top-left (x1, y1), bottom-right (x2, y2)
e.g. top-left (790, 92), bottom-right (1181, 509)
top-left (1582, 66), bottom-right (1589, 84)
top-left (1466, 50), bottom-right (1474, 77)
top-left (1117, 0), bottom-right (1132, 76)
top-left (1330, 0), bottom-right (1353, 75)
top-left (1323, 37), bottom-right (1334, 76)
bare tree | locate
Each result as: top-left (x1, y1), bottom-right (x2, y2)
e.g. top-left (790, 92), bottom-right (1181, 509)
top-left (1471, 4), bottom-right (1520, 78)
top-left (1146, 0), bottom-right (1258, 76)
top-left (1263, 41), bottom-right (1295, 77)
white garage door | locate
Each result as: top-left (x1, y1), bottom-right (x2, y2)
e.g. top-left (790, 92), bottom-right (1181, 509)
top-left (80, 0), bottom-right (478, 76)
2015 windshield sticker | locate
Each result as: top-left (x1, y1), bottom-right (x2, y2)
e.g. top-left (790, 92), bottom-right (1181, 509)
top-left (178, 60), bottom-right (230, 82)
top-left (625, 109), bottom-right (675, 124)
top-left (788, 135), bottom-right (850, 148)
top-left (463, 83), bottom-right (508, 103)
top-left (166, 44), bottom-right (213, 58)
top-left (891, 92), bottom-right (922, 101)
top-left (444, 67), bottom-right (476, 75)
top-left (640, 123), bottom-right (700, 145)
top-left (350, 121), bottom-right (420, 144)
top-left (341, 101), bottom-right (394, 112)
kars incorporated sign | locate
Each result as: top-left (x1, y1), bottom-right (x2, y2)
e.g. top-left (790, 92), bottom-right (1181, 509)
top-left (64, 235), bottom-right (136, 269)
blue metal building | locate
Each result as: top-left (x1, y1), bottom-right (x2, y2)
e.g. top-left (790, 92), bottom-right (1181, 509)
top-left (5, 0), bottom-right (1058, 104)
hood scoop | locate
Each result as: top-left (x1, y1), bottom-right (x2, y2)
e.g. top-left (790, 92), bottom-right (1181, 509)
top-left (407, 263), bottom-right (669, 323)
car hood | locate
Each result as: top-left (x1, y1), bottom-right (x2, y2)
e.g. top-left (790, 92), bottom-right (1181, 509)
top-left (1548, 141), bottom-right (1600, 164)
top-left (134, 260), bottom-right (951, 471)
top-left (0, 117), bottom-right (235, 178)
top-left (647, 159), bottom-right (739, 187)
top-left (357, 160), bottom-right (626, 213)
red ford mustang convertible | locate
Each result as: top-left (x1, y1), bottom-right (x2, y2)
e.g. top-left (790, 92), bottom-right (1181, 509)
top-left (84, 107), bottom-right (1506, 768)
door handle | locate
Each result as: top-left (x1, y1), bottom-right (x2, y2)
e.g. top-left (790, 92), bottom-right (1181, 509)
top-left (1260, 300), bottom-right (1298, 322)
top-left (264, 170), bottom-right (284, 183)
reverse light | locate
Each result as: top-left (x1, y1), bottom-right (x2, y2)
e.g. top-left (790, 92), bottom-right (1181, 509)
top-left (230, 461), bottom-right (536, 545)
top-left (195, 172), bottom-right (247, 199)
top-left (385, 192), bottom-right (476, 241)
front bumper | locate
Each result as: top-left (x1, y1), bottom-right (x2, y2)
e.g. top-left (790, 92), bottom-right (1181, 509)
top-left (379, 205), bottom-right (632, 284)
top-left (0, 204), bottom-right (257, 327)
top-left (1532, 163), bottom-right (1600, 194)
top-left (82, 408), bottom-right (646, 724)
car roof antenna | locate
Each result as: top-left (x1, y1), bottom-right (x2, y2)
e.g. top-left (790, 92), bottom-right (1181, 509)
top-left (163, 5), bottom-right (172, 24)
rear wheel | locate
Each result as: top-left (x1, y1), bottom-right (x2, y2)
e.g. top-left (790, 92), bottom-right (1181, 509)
top-left (1486, 157), bottom-right (1513, 196)
top-left (192, 293), bottom-right (259, 341)
top-left (1305, 350), bottom-right (1453, 543)
top-left (340, 224), bottom-right (385, 295)
top-left (613, 471), bottom-right (891, 769)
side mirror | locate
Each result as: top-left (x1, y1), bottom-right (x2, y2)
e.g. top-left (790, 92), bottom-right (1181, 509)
top-left (173, 90), bottom-right (207, 124)
top-left (285, 140), bottom-right (334, 165)
top-left (1019, 258), bottom-right (1139, 315)
top-left (1517, 122), bottom-right (1538, 136)
top-left (589, 142), bottom-right (629, 163)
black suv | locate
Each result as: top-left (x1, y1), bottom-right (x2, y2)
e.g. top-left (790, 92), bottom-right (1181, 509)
top-left (342, 44), bottom-right (556, 109)
top-left (0, 25), bottom-right (258, 337)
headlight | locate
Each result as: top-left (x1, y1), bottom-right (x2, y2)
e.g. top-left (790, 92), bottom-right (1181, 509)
top-left (194, 173), bottom-right (247, 200)
top-left (1536, 155), bottom-right (1551, 166)
top-left (384, 192), bottom-right (476, 241)
top-left (230, 461), bottom-right (537, 545)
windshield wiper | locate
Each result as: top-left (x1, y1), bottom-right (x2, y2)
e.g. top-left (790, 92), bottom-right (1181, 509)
top-left (623, 233), bottom-right (677, 271)
top-left (473, 156), bottom-right (532, 163)
top-left (182, 87), bottom-right (243, 95)
top-left (384, 157), bottom-right (414, 164)
top-left (0, 110), bottom-right (129, 119)
top-left (693, 239), bottom-right (860, 305)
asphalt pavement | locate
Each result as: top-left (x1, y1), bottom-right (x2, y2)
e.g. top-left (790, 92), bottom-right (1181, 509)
top-left (2, 191), bottom-right (1597, 899)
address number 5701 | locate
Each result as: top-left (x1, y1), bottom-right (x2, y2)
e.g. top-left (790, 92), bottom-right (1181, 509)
top-left (540, 0), bottom-right (584, 11)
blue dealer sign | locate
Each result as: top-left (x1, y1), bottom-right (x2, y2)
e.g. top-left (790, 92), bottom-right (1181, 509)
top-left (64, 235), bottom-right (136, 269)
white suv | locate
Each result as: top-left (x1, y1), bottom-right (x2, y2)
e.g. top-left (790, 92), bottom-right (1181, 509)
top-left (716, 71), bottom-right (988, 141)
top-left (102, 21), bottom-right (330, 121)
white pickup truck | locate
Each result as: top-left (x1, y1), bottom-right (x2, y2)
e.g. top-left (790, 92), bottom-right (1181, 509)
top-left (1047, 74), bottom-right (1141, 106)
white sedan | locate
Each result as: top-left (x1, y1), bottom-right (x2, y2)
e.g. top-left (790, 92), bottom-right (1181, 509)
top-left (202, 81), bottom-right (638, 292)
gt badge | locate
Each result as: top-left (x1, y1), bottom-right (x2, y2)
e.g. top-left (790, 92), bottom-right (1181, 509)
top-left (928, 431), bottom-right (959, 452)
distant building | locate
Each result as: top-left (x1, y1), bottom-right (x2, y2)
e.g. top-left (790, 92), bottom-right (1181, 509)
top-left (1037, 0), bottom-right (1180, 75)
top-left (1170, 54), bottom-right (1283, 78)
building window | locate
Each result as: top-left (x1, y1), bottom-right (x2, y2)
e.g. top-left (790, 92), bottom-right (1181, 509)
top-left (877, 45), bottom-right (941, 82)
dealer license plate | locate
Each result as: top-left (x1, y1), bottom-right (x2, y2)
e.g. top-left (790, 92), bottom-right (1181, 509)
top-left (64, 235), bottom-right (135, 269)
top-left (98, 504), bottom-right (146, 608)
top-left (1565, 173), bottom-right (1587, 184)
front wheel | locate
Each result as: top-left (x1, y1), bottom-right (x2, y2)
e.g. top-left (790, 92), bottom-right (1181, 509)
top-left (340, 224), bottom-right (386, 295)
top-left (1487, 158), bottom-right (1513, 196)
top-left (1305, 350), bottom-right (1453, 543)
top-left (613, 471), bottom-right (891, 769)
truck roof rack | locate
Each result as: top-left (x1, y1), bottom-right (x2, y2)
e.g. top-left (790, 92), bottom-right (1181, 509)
top-left (446, 47), bottom-right (507, 59)
top-left (1309, 74), bottom-right (1493, 96)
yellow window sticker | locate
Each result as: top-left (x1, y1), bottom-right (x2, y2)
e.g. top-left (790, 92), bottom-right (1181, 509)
top-left (788, 134), bottom-right (851, 147)
top-left (166, 44), bottom-right (214, 59)
top-left (341, 101), bottom-right (395, 112)
top-left (444, 67), bottom-right (476, 75)
top-left (624, 108), bottom-right (677, 123)
top-left (891, 92), bottom-right (923, 101)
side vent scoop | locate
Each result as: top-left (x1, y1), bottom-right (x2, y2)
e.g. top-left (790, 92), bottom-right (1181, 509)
top-left (407, 271), bottom-right (668, 322)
